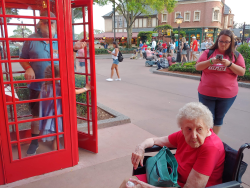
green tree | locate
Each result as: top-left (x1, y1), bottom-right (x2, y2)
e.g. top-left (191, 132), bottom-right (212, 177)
top-left (94, 29), bottom-right (104, 34)
top-left (75, 31), bottom-right (89, 40)
top-left (5, 8), bottom-right (19, 22)
top-left (9, 26), bottom-right (32, 38)
top-left (95, 0), bottom-right (177, 48)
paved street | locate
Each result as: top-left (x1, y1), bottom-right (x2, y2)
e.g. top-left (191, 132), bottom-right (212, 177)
top-left (5, 57), bottom-right (250, 188)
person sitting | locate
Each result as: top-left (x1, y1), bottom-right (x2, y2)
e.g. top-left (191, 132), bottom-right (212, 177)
top-left (119, 102), bottom-right (225, 188)
top-left (156, 54), bottom-right (169, 70)
top-left (167, 53), bottom-right (175, 66)
top-left (130, 49), bottom-right (138, 59)
top-left (145, 47), bottom-right (157, 61)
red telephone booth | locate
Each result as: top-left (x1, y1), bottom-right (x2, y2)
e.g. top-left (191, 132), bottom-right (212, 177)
top-left (0, 0), bottom-right (97, 184)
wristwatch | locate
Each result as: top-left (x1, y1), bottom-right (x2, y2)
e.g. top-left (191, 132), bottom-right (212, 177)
top-left (73, 48), bottom-right (78, 53)
top-left (83, 87), bottom-right (88, 91)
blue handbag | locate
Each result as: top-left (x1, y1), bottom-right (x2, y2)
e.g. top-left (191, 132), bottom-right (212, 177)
top-left (146, 146), bottom-right (179, 187)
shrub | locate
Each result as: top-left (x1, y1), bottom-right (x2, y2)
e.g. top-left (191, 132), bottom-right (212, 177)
top-left (237, 43), bottom-right (250, 70)
top-left (168, 61), bottom-right (201, 74)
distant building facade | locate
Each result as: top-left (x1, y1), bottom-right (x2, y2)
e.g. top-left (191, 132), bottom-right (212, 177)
top-left (158, 0), bottom-right (234, 43)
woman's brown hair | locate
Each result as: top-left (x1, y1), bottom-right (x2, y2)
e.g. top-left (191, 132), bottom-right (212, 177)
top-left (44, 65), bottom-right (60, 91)
top-left (210, 29), bottom-right (235, 61)
top-left (112, 41), bottom-right (118, 48)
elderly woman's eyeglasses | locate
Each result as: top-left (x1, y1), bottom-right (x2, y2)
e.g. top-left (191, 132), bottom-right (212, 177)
top-left (218, 40), bottom-right (231, 44)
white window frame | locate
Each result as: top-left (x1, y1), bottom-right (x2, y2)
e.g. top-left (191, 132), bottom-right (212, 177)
top-left (162, 13), bottom-right (168, 23)
top-left (193, 10), bottom-right (201, 21)
top-left (230, 18), bottom-right (233, 25)
top-left (184, 11), bottom-right (191, 22)
top-left (175, 12), bottom-right (181, 22)
top-left (212, 7), bottom-right (220, 22)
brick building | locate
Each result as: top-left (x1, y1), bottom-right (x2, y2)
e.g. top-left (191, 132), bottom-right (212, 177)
top-left (158, 0), bottom-right (234, 43)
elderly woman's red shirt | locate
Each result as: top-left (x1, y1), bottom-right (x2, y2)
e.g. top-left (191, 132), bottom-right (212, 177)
top-left (168, 129), bottom-right (225, 187)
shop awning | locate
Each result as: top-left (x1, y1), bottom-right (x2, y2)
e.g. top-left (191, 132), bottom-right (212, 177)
top-left (94, 32), bottom-right (139, 39)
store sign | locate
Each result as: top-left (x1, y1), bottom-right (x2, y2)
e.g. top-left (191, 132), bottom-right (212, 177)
top-left (207, 29), bottom-right (214, 33)
top-left (152, 33), bottom-right (158, 37)
top-left (245, 25), bottom-right (250, 29)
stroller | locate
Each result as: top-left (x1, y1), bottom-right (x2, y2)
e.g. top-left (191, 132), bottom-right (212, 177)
top-left (143, 51), bottom-right (157, 67)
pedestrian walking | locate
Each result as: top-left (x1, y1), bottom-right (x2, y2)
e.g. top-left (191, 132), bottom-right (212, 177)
top-left (138, 41), bottom-right (143, 59)
top-left (191, 36), bottom-right (198, 61)
top-left (106, 41), bottom-right (121, 82)
top-left (201, 40), bottom-right (207, 54)
top-left (180, 37), bottom-right (188, 62)
top-left (169, 40), bottom-right (175, 56)
top-left (151, 39), bottom-right (156, 50)
top-left (162, 42), bottom-right (167, 55)
top-left (206, 38), bottom-right (214, 49)
top-left (196, 29), bottom-right (246, 135)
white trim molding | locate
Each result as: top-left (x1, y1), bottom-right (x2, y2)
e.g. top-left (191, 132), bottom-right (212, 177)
top-left (212, 7), bottom-right (221, 22)
top-left (184, 11), bottom-right (191, 22)
top-left (193, 10), bottom-right (201, 21)
top-left (175, 12), bottom-right (181, 22)
top-left (162, 13), bottom-right (168, 23)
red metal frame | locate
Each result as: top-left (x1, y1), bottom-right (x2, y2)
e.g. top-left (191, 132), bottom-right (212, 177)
top-left (0, 0), bottom-right (98, 184)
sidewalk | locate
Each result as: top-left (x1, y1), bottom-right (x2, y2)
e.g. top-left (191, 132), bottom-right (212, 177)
top-left (4, 123), bottom-right (155, 188)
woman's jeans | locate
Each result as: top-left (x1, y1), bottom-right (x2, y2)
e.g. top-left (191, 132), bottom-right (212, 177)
top-left (198, 93), bottom-right (237, 126)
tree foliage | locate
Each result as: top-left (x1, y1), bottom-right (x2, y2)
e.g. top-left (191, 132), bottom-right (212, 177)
top-left (153, 24), bottom-right (173, 32)
top-left (9, 26), bottom-right (32, 38)
top-left (95, 0), bottom-right (177, 47)
top-left (94, 29), bottom-right (104, 34)
top-left (5, 8), bottom-right (19, 23)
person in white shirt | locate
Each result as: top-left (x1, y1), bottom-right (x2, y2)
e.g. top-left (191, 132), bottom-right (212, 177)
top-left (201, 40), bottom-right (207, 54)
top-left (169, 40), bottom-right (175, 56)
top-left (151, 39), bottom-right (156, 50)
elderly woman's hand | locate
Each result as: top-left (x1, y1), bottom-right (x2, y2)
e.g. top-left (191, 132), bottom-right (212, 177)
top-left (131, 144), bottom-right (145, 169)
top-left (127, 178), bottom-right (155, 188)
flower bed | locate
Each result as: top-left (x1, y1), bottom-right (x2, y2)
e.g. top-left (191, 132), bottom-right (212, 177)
top-left (168, 61), bottom-right (250, 81)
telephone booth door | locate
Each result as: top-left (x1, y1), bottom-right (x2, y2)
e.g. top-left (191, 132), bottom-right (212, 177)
top-left (0, 0), bottom-right (97, 184)
top-left (71, 0), bottom-right (98, 153)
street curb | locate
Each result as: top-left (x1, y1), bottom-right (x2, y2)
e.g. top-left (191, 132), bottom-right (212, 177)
top-left (153, 69), bottom-right (250, 89)
top-left (77, 102), bottom-right (131, 131)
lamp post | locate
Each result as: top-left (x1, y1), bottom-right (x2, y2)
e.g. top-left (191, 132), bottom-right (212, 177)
top-left (176, 15), bottom-right (183, 62)
top-left (240, 30), bottom-right (243, 41)
top-left (21, 21), bottom-right (25, 38)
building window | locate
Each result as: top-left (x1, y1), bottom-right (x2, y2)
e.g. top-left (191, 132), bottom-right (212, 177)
top-left (212, 8), bottom-right (220, 22)
top-left (143, 18), bottom-right (147, 27)
top-left (135, 19), bottom-right (138, 28)
top-left (194, 11), bottom-right (201, 21)
top-left (139, 18), bottom-right (142, 28)
top-left (184, 11), bottom-right (190, 22)
top-left (162, 13), bottom-right (167, 22)
top-left (152, 18), bottom-right (157, 27)
top-left (175, 12), bottom-right (181, 22)
top-left (114, 17), bottom-right (118, 28)
top-left (147, 18), bottom-right (152, 27)
top-left (118, 16), bottom-right (123, 28)
top-left (124, 18), bottom-right (127, 28)
top-left (230, 18), bottom-right (233, 25)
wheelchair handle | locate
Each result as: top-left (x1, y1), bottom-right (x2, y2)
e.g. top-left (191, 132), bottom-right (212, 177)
top-left (144, 145), bottom-right (176, 153)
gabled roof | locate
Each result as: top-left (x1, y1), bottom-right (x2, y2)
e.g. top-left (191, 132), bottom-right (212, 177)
top-left (231, 28), bottom-right (243, 38)
top-left (102, 11), bottom-right (113, 18)
top-left (102, 6), bottom-right (158, 18)
top-left (224, 4), bottom-right (231, 15)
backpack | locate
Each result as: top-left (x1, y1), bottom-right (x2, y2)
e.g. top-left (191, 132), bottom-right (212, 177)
top-left (200, 49), bottom-right (240, 81)
top-left (183, 43), bottom-right (187, 50)
top-left (118, 51), bottom-right (123, 62)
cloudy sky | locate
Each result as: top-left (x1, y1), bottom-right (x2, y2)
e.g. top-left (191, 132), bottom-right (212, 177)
top-left (93, 0), bottom-right (250, 31)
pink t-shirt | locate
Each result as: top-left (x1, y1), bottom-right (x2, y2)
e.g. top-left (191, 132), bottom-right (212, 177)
top-left (77, 48), bottom-right (85, 62)
top-left (168, 130), bottom-right (225, 187)
top-left (167, 56), bottom-right (173, 66)
top-left (146, 50), bottom-right (153, 57)
top-left (197, 49), bottom-right (245, 98)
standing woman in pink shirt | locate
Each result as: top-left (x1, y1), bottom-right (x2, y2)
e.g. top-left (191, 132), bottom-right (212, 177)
top-left (196, 29), bottom-right (245, 135)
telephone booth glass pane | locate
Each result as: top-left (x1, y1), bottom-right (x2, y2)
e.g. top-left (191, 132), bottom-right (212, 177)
top-left (0, 0), bottom-right (66, 161)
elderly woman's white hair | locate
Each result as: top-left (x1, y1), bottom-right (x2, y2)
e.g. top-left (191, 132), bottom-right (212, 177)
top-left (177, 102), bottom-right (213, 129)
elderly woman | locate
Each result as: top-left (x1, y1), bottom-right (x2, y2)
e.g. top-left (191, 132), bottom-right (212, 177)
top-left (196, 29), bottom-right (245, 135)
top-left (120, 102), bottom-right (225, 188)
